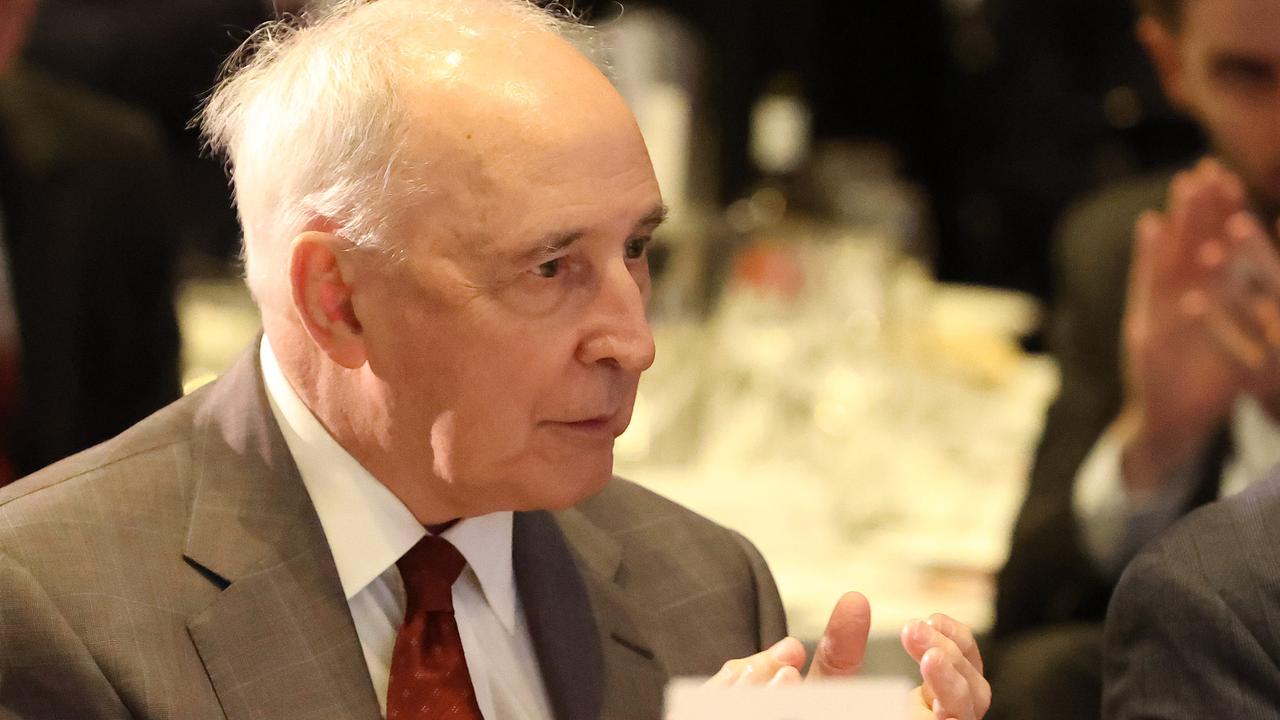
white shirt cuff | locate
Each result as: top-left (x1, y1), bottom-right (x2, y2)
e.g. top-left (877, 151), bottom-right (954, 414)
top-left (1072, 422), bottom-right (1200, 576)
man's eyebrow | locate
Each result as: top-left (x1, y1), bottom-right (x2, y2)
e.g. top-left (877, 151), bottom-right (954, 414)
top-left (635, 205), bottom-right (670, 231)
top-left (1209, 51), bottom-right (1280, 79)
top-left (516, 205), bottom-right (670, 265)
top-left (519, 230), bottom-right (586, 265)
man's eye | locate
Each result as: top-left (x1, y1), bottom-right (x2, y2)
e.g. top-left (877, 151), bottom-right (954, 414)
top-left (535, 258), bottom-right (561, 278)
top-left (1214, 58), bottom-right (1279, 91)
top-left (625, 237), bottom-right (650, 260)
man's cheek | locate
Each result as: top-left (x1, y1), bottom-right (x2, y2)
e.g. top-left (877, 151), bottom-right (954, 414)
top-left (436, 406), bottom-right (536, 478)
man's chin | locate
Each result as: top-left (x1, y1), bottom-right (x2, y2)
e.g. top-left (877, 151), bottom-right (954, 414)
top-left (519, 460), bottom-right (614, 511)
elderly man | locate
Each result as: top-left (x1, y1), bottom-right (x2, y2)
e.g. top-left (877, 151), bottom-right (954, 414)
top-left (0, 1), bottom-right (988, 718)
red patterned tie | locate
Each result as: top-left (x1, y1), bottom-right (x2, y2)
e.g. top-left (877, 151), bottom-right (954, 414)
top-left (387, 535), bottom-right (484, 720)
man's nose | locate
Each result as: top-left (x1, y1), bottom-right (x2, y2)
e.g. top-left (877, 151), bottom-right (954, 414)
top-left (576, 262), bottom-right (656, 373)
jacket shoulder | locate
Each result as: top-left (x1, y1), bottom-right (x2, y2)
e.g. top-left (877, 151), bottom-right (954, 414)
top-left (0, 392), bottom-right (198, 520)
top-left (1115, 474), bottom-right (1280, 622)
top-left (1104, 476), bottom-right (1280, 716)
top-left (574, 478), bottom-right (786, 632)
top-left (576, 477), bottom-right (764, 563)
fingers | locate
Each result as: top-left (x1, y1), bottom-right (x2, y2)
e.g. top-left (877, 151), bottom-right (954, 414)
top-left (1128, 210), bottom-right (1166, 313)
top-left (921, 648), bottom-right (978, 720)
top-left (707, 590), bottom-right (872, 691)
top-left (1154, 160), bottom-right (1247, 301)
top-left (1185, 211), bottom-right (1280, 372)
top-left (1228, 212), bottom-right (1280, 276)
top-left (901, 618), bottom-right (991, 720)
top-left (1179, 285), bottom-right (1268, 372)
top-left (808, 591), bottom-right (872, 681)
top-left (1167, 158), bottom-right (1246, 250)
top-left (1127, 159), bottom-right (1252, 354)
top-left (1224, 214), bottom-right (1280, 338)
top-left (901, 619), bottom-right (986, 704)
top-left (906, 688), bottom-right (952, 720)
top-left (767, 665), bottom-right (802, 687)
top-left (1124, 211), bottom-right (1169, 362)
top-left (926, 614), bottom-right (983, 674)
top-left (1198, 298), bottom-right (1268, 371)
top-left (705, 636), bottom-right (807, 688)
top-left (1253, 295), bottom-right (1280, 350)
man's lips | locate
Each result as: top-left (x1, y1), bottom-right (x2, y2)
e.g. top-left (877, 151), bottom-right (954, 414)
top-left (544, 411), bottom-right (629, 439)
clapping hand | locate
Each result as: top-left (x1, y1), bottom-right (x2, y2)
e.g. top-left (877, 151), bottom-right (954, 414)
top-left (1119, 158), bottom-right (1280, 493)
top-left (705, 592), bottom-right (990, 720)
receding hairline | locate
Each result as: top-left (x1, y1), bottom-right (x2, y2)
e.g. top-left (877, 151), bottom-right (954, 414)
top-left (193, 0), bottom-right (599, 303)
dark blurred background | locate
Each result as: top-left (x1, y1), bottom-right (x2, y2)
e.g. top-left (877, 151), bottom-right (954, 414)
top-left (20, 0), bottom-right (1203, 300)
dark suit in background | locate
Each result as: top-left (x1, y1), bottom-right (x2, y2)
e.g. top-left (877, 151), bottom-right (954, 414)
top-left (989, 171), bottom-right (1229, 719)
top-left (0, 347), bottom-right (786, 719)
top-left (0, 65), bottom-right (181, 477)
top-left (24, 0), bottom-right (270, 262)
top-left (1104, 471), bottom-right (1280, 719)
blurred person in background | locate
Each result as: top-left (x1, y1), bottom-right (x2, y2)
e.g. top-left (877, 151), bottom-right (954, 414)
top-left (22, 0), bottom-right (280, 265)
top-left (0, 0), bottom-right (181, 481)
top-left (992, 0), bottom-right (1280, 717)
top-left (1103, 182), bottom-right (1280, 714)
top-left (954, 0), bottom-right (1200, 300)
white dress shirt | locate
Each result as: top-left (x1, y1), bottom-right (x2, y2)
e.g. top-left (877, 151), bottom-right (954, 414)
top-left (1075, 394), bottom-right (1280, 575)
top-left (260, 339), bottom-right (554, 720)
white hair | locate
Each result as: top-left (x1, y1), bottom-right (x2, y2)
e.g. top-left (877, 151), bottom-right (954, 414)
top-left (197, 0), bottom-right (593, 303)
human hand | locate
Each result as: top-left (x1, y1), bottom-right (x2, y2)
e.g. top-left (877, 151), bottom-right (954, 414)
top-left (705, 593), bottom-right (990, 720)
top-left (704, 592), bottom-right (870, 688)
top-left (1198, 210), bottom-right (1280, 418)
top-left (899, 613), bottom-right (990, 720)
top-left (1120, 158), bottom-right (1252, 493)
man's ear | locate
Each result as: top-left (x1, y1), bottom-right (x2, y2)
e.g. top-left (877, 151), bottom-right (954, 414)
top-left (289, 231), bottom-right (367, 369)
top-left (1137, 16), bottom-right (1189, 110)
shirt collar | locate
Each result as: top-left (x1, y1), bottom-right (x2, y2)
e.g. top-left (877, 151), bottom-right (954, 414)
top-left (439, 511), bottom-right (517, 632)
top-left (259, 338), bottom-right (519, 634)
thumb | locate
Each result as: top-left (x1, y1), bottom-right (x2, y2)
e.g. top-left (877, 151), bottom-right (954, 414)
top-left (807, 591), bottom-right (871, 680)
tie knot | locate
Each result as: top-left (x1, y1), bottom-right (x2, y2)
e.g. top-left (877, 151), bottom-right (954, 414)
top-left (398, 535), bottom-right (467, 613)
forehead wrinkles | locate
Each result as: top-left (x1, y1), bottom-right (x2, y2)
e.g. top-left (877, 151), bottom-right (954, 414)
top-left (395, 27), bottom-right (639, 252)
top-left (401, 76), bottom-right (578, 243)
top-left (410, 126), bottom-right (541, 263)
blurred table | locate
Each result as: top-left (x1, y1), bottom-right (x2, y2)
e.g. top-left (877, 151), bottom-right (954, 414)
top-left (177, 277), bottom-right (262, 393)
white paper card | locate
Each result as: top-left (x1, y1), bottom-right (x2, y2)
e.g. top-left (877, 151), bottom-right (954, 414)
top-left (665, 676), bottom-right (914, 720)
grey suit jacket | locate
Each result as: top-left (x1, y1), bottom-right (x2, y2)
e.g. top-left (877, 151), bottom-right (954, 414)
top-left (1103, 472), bottom-right (1280, 719)
top-left (0, 347), bottom-right (787, 720)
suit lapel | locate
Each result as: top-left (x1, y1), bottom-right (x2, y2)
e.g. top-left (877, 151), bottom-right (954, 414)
top-left (182, 347), bottom-right (381, 720)
top-left (515, 506), bottom-right (669, 720)
top-left (180, 350), bottom-right (670, 720)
